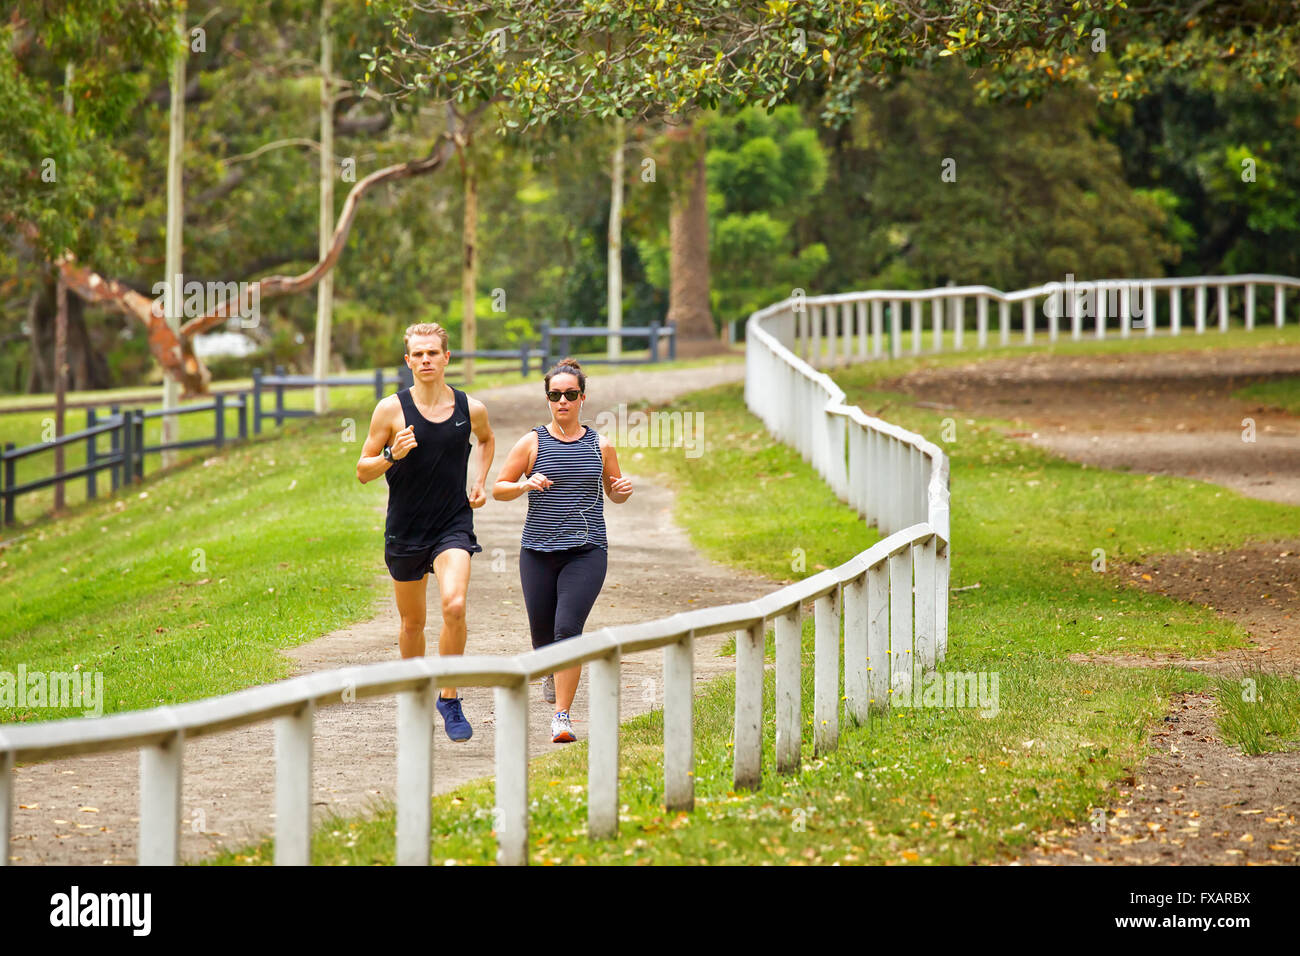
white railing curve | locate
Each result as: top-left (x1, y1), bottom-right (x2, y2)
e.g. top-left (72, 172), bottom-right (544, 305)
top-left (1, 289), bottom-right (961, 867)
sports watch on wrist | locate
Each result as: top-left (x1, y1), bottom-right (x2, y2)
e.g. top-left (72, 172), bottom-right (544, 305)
top-left (382, 445), bottom-right (394, 463)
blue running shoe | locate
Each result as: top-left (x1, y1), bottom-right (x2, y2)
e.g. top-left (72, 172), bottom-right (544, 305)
top-left (437, 695), bottom-right (473, 742)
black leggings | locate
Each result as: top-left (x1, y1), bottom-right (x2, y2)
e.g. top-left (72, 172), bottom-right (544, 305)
top-left (518, 545), bottom-right (608, 650)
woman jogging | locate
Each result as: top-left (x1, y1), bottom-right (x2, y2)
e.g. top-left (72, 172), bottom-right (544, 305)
top-left (492, 358), bottom-right (633, 743)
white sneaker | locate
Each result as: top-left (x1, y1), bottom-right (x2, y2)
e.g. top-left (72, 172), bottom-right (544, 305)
top-left (540, 674), bottom-right (556, 704)
top-left (551, 710), bottom-right (576, 743)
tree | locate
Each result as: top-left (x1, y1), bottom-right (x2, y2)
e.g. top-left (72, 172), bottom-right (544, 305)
top-left (8, 1), bottom-right (1297, 391)
top-left (804, 65), bottom-right (1180, 294)
top-left (664, 119), bottom-right (716, 349)
top-left (701, 104), bottom-right (829, 326)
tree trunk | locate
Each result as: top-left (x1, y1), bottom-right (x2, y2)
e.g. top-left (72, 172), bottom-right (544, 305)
top-left (665, 120), bottom-right (721, 354)
top-left (461, 144), bottom-right (477, 384)
top-left (162, 8), bottom-right (187, 467)
top-left (607, 116), bottom-right (625, 360)
top-left (314, 0), bottom-right (335, 414)
top-left (25, 274), bottom-right (111, 393)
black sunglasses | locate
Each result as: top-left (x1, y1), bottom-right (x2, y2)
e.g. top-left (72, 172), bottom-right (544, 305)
top-left (546, 388), bottom-right (582, 402)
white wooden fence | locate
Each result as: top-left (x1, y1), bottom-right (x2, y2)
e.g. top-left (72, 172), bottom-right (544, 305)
top-left (1, 289), bottom-right (955, 867)
top-left (779, 274), bottom-right (1300, 367)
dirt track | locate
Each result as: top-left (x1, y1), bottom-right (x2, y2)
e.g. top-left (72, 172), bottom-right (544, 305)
top-left (6, 361), bottom-right (778, 865)
top-left (885, 343), bottom-right (1300, 866)
top-left (890, 345), bottom-right (1300, 506)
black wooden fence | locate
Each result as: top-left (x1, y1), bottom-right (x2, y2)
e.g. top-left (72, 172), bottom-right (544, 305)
top-left (1, 367), bottom-right (402, 528)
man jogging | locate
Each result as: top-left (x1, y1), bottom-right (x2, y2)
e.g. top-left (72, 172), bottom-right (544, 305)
top-left (357, 322), bottom-right (495, 741)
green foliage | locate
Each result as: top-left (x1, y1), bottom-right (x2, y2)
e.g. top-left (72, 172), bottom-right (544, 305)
top-left (1113, 82), bottom-right (1300, 275)
top-left (372, 1), bottom-right (1287, 133)
top-left (811, 66), bottom-right (1180, 292)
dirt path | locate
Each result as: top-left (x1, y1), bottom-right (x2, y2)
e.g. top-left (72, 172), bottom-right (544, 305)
top-left (886, 344), bottom-right (1300, 866)
top-left (7, 361), bottom-right (778, 865)
top-left (889, 344), bottom-right (1300, 506)
top-left (887, 344), bottom-right (1300, 656)
top-left (1017, 692), bottom-right (1300, 865)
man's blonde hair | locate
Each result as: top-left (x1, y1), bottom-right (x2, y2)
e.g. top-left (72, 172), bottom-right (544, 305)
top-left (403, 322), bottom-right (449, 354)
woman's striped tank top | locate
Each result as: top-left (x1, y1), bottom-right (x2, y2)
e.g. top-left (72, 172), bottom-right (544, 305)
top-left (521, 424), bottom-right (607, 552)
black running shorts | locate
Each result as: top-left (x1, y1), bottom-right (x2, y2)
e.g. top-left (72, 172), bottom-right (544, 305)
top-left (384, 528), bottom-right (482, 582)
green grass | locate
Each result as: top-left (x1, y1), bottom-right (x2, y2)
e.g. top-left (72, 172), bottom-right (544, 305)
top-left (215, 331), bottom-right (1300, 865)
top-left (0, 408), bottom-right (390, 722)
top-left (1213, 670), bottom-right (1300, 755)
top-left (1235, 376), bottom-right (1300, 416)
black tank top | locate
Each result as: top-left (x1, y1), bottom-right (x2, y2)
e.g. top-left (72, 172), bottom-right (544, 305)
top-left (384, 386), bottom-right (474, 547)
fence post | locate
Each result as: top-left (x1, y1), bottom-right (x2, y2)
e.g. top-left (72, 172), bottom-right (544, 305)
top-left (214, 394), bottom-right (225, 450)
top-left (936, 541), bottom-right (950, 663)
top-left (2, 443), bottom-right (13, 526)
top-left (519, 343), bottom-right (530, 378)
top-left (588, 649), bottom-right (621, 838)
top-left (867, 562), bottom-right (889, 710)
top-left (733, 621), bottom-right (764, 791)
top-left (1217, 284), bottom-right (1229, 332)
top-left (0, 751), bottom-right (13, 867)
top-left (814, 588), bottom-right (841, 755)
top-left (667, 321), bottom-right (677, 360)
top-left (274, 701), bottom-right (314, 866)
top-left (664, 633), bottom-right (695, 812)
top-left (540, 324), bottom-right (552, 367)
top-left (1276, 284), bottom-right (1286, 328)
top-left (120, 411), bottom-right (133, 489)
top-left (373, 368), bottom-right (384, 400)
top-left (396, 681), bottom-right (435, 866)
top-left (843, 573), bottom-right (869, 722)
top-left (890, 547), bottom-right (914, 703)
top-left (86, 408), bottom-right (97, 501)
top-left (138, 730), bottom-right (184, 865)
top-left (274, 365), bottom-right (286, 427)
top-left (494, 681), bottom-right (529, 866)
top-left (915, 536), bottom-right (938, 671)
top-left (648, 321), bottom-right (661, 363)
top-left (109, 404), bottom-right (121, 491)
top-left (133, 410), bottom-right (144, 480)
top-left (775, 606), bottom-right (801, 773)
top-left (252, 368), bottom-right (263, 435)
top-left (398, 364), bottom-right (414, 390)
top-left (237, 395), bottom-right (248, 441)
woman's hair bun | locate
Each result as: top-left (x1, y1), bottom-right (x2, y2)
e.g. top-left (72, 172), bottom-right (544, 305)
top-left (544, 356), bottom-right (586, 391)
